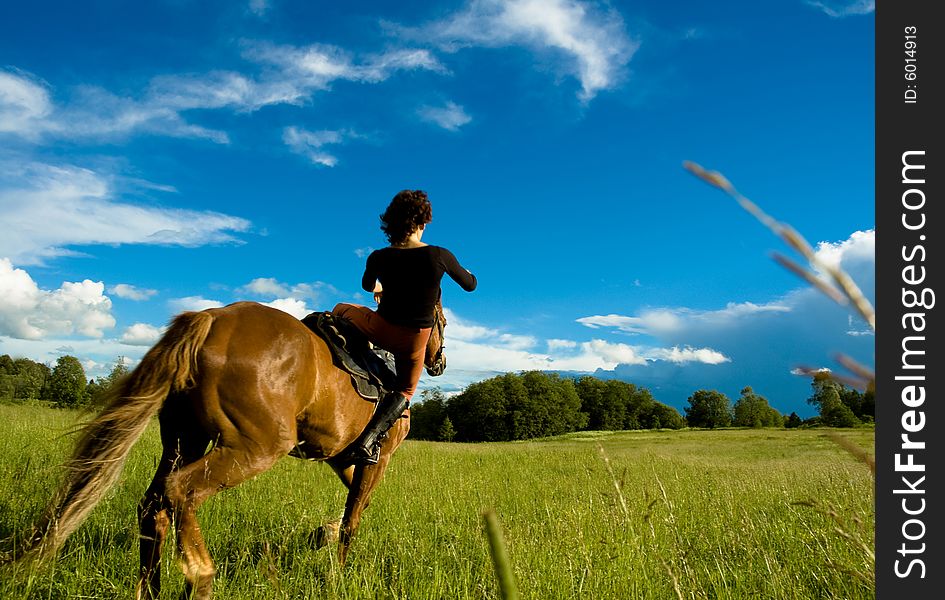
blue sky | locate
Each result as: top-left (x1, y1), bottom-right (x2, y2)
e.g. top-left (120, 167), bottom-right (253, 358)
top-left (0, 0), bottom-right (874, 417)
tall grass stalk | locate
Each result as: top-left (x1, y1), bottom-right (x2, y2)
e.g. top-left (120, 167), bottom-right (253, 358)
top-left (483, 509), bottom-right (520, 600)
top-left (683, 160), bottom-right (875, 331)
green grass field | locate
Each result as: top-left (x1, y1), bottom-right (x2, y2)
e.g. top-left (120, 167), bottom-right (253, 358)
top-left (0, 404), bottom-right (874, 599)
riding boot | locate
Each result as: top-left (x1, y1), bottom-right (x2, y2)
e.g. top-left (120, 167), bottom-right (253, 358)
top-left (348, 392), bottom-right (410, 465)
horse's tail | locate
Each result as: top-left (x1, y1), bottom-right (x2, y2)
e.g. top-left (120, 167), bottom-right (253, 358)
top-left (11, 310), bottom-right (215, 564)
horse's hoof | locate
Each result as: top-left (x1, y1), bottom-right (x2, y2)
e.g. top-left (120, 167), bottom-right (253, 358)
top-left (310, 520), bottom-right (341, 549)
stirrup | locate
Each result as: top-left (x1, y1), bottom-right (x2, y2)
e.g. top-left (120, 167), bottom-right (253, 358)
top-left (353, 436), bottom-right (385, 466)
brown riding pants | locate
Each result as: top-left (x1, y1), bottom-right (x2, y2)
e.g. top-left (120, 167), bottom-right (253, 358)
top-left (331, 303), bottom-right (432, 400)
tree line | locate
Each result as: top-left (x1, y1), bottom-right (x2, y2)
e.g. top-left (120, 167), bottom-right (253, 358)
top-left (410, 371), bottom-right (874, 442)
top-left (0, 354), bottom-right (128, 408)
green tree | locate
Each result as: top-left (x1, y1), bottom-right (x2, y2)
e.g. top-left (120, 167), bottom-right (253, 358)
top-left (519, 371), bottom-right (587, 438)
top-left (84, 378), bottom-right (102, 405)
top-left (839, 387), bottom-right (863, 417)
top-left (437, 416), bottom-right (457, 442)
top-left (625, 384), bottom-right (656, 429)
top-left (576, 377), bottom-right (628, 431)
top-left (105, 356), bottom-right (130, 387)
top-left (446, 372), bottom-right (588, 442)
top-left (858, 383), bottom-right (875, 423)
top-left (447, 378), bottom-right (509, 441)
top-left (684, 389), bottom-right (732, 428)
top-left (822, 402), bottom-right (859, 427)
top-left (0, 354), bottom-right (14, 375)
top-left (643, 402), bottom-right (686, 429)
top-left (409, 388), bottom-right (449, 440)
top-left (785, 412), bottom-right (803, 428)
top-left (502, 372), bottom-right (536, 440)
top-left (84, 356), bottom-right (131, 405)
top-left (574, 377), bottom-right (682, 431)
top-left (45, 355), bottom-right (88, 408)
top-left (732, 387), bottom-right (782, 427)
top-left (807, 371), bottom-right (838, 413)
top-left (3, 357), bottom-right (51, 401)
top-left (807, 373), bottom-right (860, 427)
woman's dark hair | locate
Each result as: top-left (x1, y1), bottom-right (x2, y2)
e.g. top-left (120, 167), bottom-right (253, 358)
top-left (380, 190), bottom-right (433, 244)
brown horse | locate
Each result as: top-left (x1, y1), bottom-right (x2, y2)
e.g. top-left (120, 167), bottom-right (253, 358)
top-left (11, 300), bottom-right (447, 600)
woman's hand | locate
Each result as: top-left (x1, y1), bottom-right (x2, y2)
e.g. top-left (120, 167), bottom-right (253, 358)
top-left (373, 282), bottom-right (383, 304)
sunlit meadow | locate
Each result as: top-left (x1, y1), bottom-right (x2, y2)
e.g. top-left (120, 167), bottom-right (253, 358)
top-left (0, 404), bottom-right (873, 599)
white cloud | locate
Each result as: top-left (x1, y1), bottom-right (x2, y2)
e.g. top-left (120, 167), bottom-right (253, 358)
top-left (791, 367), bottom-right (831, 376)
top-left (547, 338), bottom-right (576, 351)
top-left (236, 277), bottom-right (337, 308)
top-left (0, 258), bottom-right (115, 339)
top-left (168, 296), bottom-right (224, 313)
top-left (358, 48), bottom-right (448, 81)
top-left (0, 70), bottom-right (53, 138)
top-left (577, 301), bottom-right (790, 337)
top-left (120, 323), bottom-right (164, 346)
top-left (496, 333), bottom-right (538, 351)
top-left (444, 308), bottom-right (534, 349)
top-left (108, 283), bottom-right (158, 301)
top-left (812, 229), bottom-right (874, 272)
top-left (418, 101), bottom-right (472, 131)
top-left (445, 335), bottom-right (647, 374)
top-left (147, 70), bottom-right (281, 115)
top-left (293, 282), bottom-right (340, 300)
top-left (445, 321), bottom-right (496, 341)
top-left (406, 0), bottom-right (638, 102)
top-left (82, 358), bottom-right (105, 373)
top-left (263, 298), bottom-right (309, 319)
top-left (245, 42), bottom-right (446, 90)
top-left (3, 41), bottom-right (445, 145)
top-left (282, 126), bottom-right (351, 167)
top-left (59, 85), bottom-right (230, 143)
top-left (0, 162), bottom-right (251, 265)
top-left (648, 346), bottom-right (730, 365)
top-left (1, 70), bottom-right (229, 143)
top-left (581, 339), bottom-right (646, 367)
top-left (806, 0), bottom-right (874, 18)
top-left (239, 277), bottom-right (291, 297)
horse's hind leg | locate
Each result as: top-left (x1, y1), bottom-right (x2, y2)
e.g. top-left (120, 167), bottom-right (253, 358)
top-left (136, 449), bottom-right (179, 600)
top-left (164, 443), bottom-right (285, 600)
top-left (137, 417), bottom-right (211, 600)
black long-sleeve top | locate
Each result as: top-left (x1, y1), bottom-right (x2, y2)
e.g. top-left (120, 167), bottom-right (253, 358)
top-left (362, 245), bottom-right (477, 328)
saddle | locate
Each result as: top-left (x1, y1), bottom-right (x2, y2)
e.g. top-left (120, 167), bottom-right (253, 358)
top-left (301, 312), bottom-right (397, 402)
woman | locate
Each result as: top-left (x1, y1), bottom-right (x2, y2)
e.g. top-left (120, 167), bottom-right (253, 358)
top-left (332, 189), bottom-right (477, 464)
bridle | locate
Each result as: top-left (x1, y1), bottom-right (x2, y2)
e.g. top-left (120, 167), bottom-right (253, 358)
top-left (425, 299), bottom-right (447, 376)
